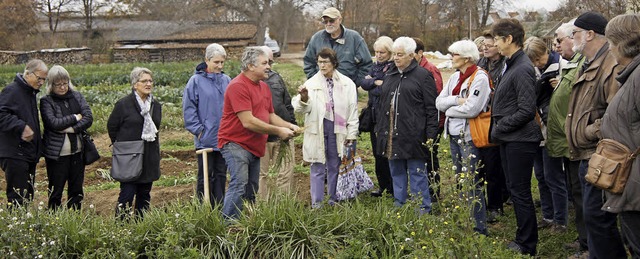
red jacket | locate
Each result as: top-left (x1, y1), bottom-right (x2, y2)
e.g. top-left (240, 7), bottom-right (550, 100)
top-left (418, 56), bottom-right (445, 128)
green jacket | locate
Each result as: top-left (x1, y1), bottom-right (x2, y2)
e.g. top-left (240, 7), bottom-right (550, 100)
top-left (546, 54), bottom-right (585, 158)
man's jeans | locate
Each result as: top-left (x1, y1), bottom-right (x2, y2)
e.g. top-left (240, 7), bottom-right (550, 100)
top-left (221, 142), bottom-right (260, 220)
top-left (388, 158), bottom-right (431, 213)
top-left (449, 135), bottom-right (487, 235)
top-left (534, 147), bottom-right (568, 225)
top-left (578, 160), bottom-right (626, 258)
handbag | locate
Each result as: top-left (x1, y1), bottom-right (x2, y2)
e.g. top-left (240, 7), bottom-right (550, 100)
top-left (466, 68), bottom-right (497, 148)
top-left (82, 131), bottom-right (100, 165)
top-left (336, 143), bottom-right (374, 201)
top-left (358, 105), bottom-right (374, 133)
top-left (585, 139), bottom-right (640, 194)
top-left (110, 140), bottom-right (145, 182)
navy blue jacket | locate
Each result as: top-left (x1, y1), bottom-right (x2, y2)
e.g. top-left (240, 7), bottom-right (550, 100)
top-left (0, 74), bottom-right (42, 162)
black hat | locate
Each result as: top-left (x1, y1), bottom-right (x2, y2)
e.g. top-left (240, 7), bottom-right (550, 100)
top-left (574, 11), bottom-right (608, 35)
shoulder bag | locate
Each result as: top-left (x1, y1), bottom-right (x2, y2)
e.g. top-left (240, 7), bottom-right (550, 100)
top-left (358, 105), bottom-right (374, 133)
top-left (466, 68), bottom-right (497, 148)
top-left (82, 131), bottom-right (100, 165)
top-left (586, 139), bottom-right (640, 194)
top-left (110, 140), bottom-right (145, 182)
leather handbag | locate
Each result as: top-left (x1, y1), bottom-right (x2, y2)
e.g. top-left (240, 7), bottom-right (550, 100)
top-left (82, 131), bottom-right (100, 165)
top-left (358, 105), bottom-right (374, 133)
top-left (110, 140), bottom-right (145, 182)
top-left (586, 139), bottom-right (640, 194)
top-left (466, 68), bottom-right (497, 148)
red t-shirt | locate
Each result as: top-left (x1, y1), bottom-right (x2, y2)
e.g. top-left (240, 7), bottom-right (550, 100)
top-left (217, 73), bottom-right (274, 157)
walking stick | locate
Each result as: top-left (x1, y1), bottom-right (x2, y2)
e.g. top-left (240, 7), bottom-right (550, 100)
top-left (196, 148), bottom-right (214, 205)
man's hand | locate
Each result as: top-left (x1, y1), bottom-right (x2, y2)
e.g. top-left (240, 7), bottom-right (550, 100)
top-left (276, 126), bottom-right (295, 140)
top-left (298, 86), bottom-right (309, 102)
top-left (21, 125), bottom-right (34, 142)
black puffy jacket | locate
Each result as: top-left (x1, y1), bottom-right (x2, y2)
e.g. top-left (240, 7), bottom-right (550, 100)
top-left (40, 90), bottom-right (93, 160)
top-left (490, 50), bottom-right (543, 143)
top-left (0, 74), bottom-right (42, 162)
top-left (264, 70), bottom-right (297, 142)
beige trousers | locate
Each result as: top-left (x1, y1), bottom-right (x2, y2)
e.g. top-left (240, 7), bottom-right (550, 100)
top-left (258, 140), bottom-right (295, 200)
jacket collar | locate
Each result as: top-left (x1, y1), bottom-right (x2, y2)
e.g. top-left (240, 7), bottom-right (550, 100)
top-left (616, 54), bottom-right (640, 85)
top-left (388, 59), bottom-right (419, 75)
top-left (15, 73), bottom-right (39, 95)
top-left (505, 49), bottom-right (526, 68)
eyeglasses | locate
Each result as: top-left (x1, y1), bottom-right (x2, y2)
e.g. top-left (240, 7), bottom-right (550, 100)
top-left (450, 53), bottom-right (460, 57)
top-left (53, 82), bottom-right (69, 88)
top-left (556, 36), bottom-right (570, 44)
top-left (570, 30), bottom-right (585, 39)
top-left (138, 79), bottom-right (153, 84)
top-left (483, 44), bottom-right (496, 48)
top-left (31, 72), bottom-right (46, 82)
top-left (321, 18), bottom-right (337, 24)
top-left (317, 60), bottom-right (332, 65)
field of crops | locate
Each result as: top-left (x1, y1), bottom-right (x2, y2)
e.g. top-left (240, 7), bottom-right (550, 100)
top-left (0, 60), bottom-right (578, 258)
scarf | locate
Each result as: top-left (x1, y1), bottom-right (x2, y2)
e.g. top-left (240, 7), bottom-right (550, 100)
top-left (453, 64), bottom-right (478, 95)
top-left (323, 75), bottom-right (348, 134)
top-left (134, 91), bottom-right (158, 142)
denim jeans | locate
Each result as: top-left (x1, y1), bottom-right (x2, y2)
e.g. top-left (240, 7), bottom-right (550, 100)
top-left (221, 142), bottom-right (260, 220)
top-left (620, 211), bottom-right (640, 258)
top-left (449, 135), bottom-right (487, 235)
top-left (578, 160), bottom-right (626, 258)
top-left (197, 150), bottom-right (227, 206)
top-left (500, 142), bottom-right (538, 255)
top-left (564, 158), bottom-right (587, 250)
top-left (534, 147), bottom-right (568, 225)
top-left (388, 158), bottom-right (431, 213)
top-left (117, 182), bottom-right (153, 219)
top-left (533, 147), bottom-right (553, 220)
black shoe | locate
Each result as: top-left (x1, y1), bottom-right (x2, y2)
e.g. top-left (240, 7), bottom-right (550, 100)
top-left (370, 190), bottom-right (383, 197)
top-left (504, 197), bottom-right (513, 206)
top-left (507, 241), bottom-right (523, 254)
top-left (537, 218), bottom-right (553, 229)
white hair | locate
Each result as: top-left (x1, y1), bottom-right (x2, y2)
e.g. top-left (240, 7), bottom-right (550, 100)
top-left (392, 37), bottom-right (416, 55)
top-left (448, 40), bottom-right (480, 63)
top-left (556, 19), bottom-right (576, 38)
top-left (205, 43), bottom-right (227, 60)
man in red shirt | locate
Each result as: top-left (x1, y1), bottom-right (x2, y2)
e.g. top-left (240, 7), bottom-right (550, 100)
top-left (413, 37), bottom-right (444, 202)
top-left (218, 47), bottom-right (298, 220)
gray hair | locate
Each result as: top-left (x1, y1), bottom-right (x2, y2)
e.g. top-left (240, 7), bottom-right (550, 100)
top-left (556, 19), bottom-right (575, 38)
top-left (45, 65), bottom-right (75, 94)
top-left (130, 67), bottom-right (153, 88)
top-left (260, 46), bottom-right (273, 58)
top-left (205, 43), bottom-right (227, 60)
top-left (23, 59), bottom-right (47, 75)
top-left (240, 47), bottom-right (267, 71)
top-left (392, 37), bottom-right (416, 55)
top-left (448, 40), bottom-right (480, 63)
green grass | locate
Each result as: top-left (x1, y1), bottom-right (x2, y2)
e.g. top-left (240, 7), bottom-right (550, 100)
top-left (0, 61), bottom-right (581, 258)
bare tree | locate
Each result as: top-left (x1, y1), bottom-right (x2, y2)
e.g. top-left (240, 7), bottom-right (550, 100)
top-left (211, 0), bottom-right (272, 45)
top-left (36, 0), bottom-right (73, 34)
top-left (269, 0), bottom-right (310, 51)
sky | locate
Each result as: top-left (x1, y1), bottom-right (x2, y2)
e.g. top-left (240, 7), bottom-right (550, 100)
top-left (513, 0), bottom-right (565, 11)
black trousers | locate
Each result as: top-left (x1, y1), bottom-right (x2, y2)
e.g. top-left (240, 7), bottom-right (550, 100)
top-left (427, 129), bottom-right (443, 202)
top-left (45, 153), bottom-right (85, 210)
top-left (370, 130), bottom-right (393, 194)
top-left (480, 145), bottom-right (508, 212)
top-left (117, 182), bottom-right (153, 219)
top-left (197, 150), bottom-right (227, 206)
top-left (0, 158), bottom-right (36, 206)
top-left (500, 142), bottom-right (539, 255)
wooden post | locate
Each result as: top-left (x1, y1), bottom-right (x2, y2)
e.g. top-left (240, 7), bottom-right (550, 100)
top-left (195, 148), bottom-right (214, 205)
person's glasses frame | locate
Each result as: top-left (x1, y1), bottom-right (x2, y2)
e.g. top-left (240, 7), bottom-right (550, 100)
top-left (569, 30), bottom-right (585, 39)
top-left (138, 79), bottom-right (154, 84)
top-left (321, 18), bottom-right (337, 24)
top-left (31, 72), bottom-right (46, 82)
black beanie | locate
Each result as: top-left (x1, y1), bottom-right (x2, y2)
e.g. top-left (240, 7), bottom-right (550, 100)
top-left (574, 11), bottom-right (608, 35)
